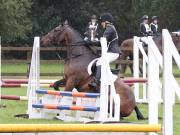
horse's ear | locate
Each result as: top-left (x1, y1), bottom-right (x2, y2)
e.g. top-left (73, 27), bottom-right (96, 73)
top-left (64, 20), bottom-right (69, 25)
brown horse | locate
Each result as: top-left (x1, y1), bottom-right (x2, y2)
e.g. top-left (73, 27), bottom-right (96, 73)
top-left (118, 33), bottom-right (180, 74)
top-left (41, 22), bottom-right (144, 120)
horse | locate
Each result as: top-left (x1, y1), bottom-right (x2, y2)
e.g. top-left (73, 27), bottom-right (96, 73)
top-left (118, 33), bottom-right (180, 74)
top-left (41, 21), bottom-right (145, 120)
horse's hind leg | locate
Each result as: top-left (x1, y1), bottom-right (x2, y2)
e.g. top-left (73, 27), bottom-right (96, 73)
top-left (129, 55), bottom-right (134, 74)
top-left (64, 77), bottom-right (77, 91)
top-left (118, 54), bottom-right (127, 75)
top-left (134, 106), bottom-right (145, 120)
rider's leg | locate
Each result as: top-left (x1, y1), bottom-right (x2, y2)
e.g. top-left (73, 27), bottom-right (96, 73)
top-left (88, 57), bottom-right (102, 89)
top-left (88, 65), bottom-right (101, 89)
top-left (88, 53), bottom-right (119, 89)
top-left (106, 53), bottom-right (119, 64)
top-left (105, 53), bottom-right (119, 73)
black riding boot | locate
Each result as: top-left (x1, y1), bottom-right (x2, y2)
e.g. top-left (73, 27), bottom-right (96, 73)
top-left (89, 66), bottom-right (101, 89)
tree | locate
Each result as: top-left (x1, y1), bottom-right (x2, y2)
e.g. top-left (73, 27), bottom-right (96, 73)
top-left (0, 0), bottom-right (32, 43)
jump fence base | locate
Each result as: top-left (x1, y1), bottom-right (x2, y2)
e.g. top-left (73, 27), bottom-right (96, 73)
top-left (0, 132), bottom-right (150, 135)
top-left (0, 124), bottom-right (161, 133)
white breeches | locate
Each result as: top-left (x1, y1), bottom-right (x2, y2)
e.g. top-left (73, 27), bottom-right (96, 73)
top-left (96, 53), bottom-right (119, 66)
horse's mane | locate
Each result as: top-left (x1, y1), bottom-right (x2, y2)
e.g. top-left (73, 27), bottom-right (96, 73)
top-left (66, 25), bottom-right (84, 40)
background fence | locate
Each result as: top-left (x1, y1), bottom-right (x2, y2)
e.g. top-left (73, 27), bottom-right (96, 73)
top-left (1, 46), bottom-right (180, 77)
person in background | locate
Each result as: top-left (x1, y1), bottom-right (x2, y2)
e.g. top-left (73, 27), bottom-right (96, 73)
top-left (140, 15), bottom-right (152, 36)
top-left (150, 16), bottom-right (159, 36)
top-left (84, 15), bottom-right (99, 42)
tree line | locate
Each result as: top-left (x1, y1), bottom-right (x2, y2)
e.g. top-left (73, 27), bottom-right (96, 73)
top-left (0, 0), bottom-right (179, 45)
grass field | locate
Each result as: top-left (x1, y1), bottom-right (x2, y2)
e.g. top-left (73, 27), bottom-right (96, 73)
top-left (0, 62), bottom-right (180, 134)
top-left (2, 62), bottom-right (64, 74)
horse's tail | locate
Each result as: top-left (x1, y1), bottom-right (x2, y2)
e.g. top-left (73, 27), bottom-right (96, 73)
top-left (53, 78), bottom-right (66, 90)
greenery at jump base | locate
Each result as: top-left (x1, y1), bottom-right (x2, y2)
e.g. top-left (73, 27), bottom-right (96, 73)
top-left (0, 63), bottom-right (180, 134)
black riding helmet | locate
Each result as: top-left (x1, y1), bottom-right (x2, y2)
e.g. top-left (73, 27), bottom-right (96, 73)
top-left (152, 16), bottom-right (158, 21)
top-left (141, 15), bottom-right (149, 20)
top-left (99, 13), bottom-right (113, 23)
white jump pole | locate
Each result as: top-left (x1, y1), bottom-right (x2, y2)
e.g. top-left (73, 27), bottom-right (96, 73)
top-left (142, 55), bottom-right (147, 102)
top-left (133, 37), bottom-right (148, 103)
top-left (162, 29), bottom-right (174, 135)
top-left (147, 37), bottom-right (159, 135)
top-left (133, 36), bottom-right (140, 102)
top-left (27, 37), bottom-right (40, 118)
top-left (99, 37), bottom-right (120, 121)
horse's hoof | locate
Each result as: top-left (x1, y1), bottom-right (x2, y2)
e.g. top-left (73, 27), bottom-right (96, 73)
top-left (137, 115), bottom-right (147, 120)
top-left (53, 86), bottom-right (60, 91)
top-left (0, 104), bottom-right (6, 108)
top-left (14, 114), bottom-right (29, 119)
top-left (53, 84), bottom-right (60, 91)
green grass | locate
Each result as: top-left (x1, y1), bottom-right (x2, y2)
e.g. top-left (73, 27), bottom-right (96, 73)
top-left (0, 62), bottom-right (180, 134)
top-left (2, 62), bottom-right (64, 73)
top-left (1, 87), bottom-right (180, 134)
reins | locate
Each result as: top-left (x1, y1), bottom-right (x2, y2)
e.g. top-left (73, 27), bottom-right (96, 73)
top-left (53, 25), bottom-right (100, 59)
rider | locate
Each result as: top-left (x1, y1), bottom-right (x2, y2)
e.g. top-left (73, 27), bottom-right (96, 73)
top-left (84, 15), bottom-right (99, 42)
top-left (140, 15), bottom-right (152, 37)
top-left (89, 13), bottom-right (119, 89)
top-left (150, 16), bottom-right (159, 36)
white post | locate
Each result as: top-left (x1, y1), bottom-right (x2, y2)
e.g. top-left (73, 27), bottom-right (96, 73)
top-left (99, 37), bottom-right (109, 121)
top-left (133, 36), bottom-right (140, 101)
top-left (148, 37), bottom-right (159, 135)
top-left (134, 36), bottom-right (148, 103)
top-left (99, 37), bottom-right (120, 121)
top-left (27, 37), bottom-right (40, 118)
top-left (163, 29), bottom-right (174, 135)
top-left (142, 57), bottom-right (147, 102)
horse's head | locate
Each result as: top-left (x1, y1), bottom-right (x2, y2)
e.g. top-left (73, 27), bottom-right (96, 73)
top-left (41, 21), bottom-right (71, 46)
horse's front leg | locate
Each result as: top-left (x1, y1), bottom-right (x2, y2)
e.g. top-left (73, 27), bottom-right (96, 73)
top-left (61, 77), bottom-right (76, 106)
top-left (64, 77), bottom-right (77, 91)
top-left (53, 78), bottom-right (66, 90)
top-left (58, 78), bottom-right (77, 121)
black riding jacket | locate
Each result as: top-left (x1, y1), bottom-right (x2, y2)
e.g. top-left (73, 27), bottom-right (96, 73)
top-left (84, 22), bottom-right (99, 39)
top-left (150, 23), bottom-right (158, 36)
top-left (140, 23), bottom-right (152, 37)
top-left (103, 23), bottom-right (119, 53)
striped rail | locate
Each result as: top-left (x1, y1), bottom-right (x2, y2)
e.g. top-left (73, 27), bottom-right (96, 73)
top-left (36, 89), bottom-right (100, 98)
top-left (2, 79), bottom-right (56, 84)
top-left (0, 95), bottom-right (27, 101)
top-left (32, 104), bottom-right (100, 112)
top-left (2, 78), bottom-right (147, 84)
top-left (1, 83), bottom-right (53, 88)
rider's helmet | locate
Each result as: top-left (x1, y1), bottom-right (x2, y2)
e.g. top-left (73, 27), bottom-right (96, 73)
top-left (99, 13), bottom-right (113, 23)
top-left (141, 15), bottom-right (149, 20)
top-left (151, 16), bottom-right (158, 21)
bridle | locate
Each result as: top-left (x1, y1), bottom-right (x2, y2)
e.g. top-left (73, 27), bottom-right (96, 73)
top-left (51, 25), bottom-right (99, 60)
